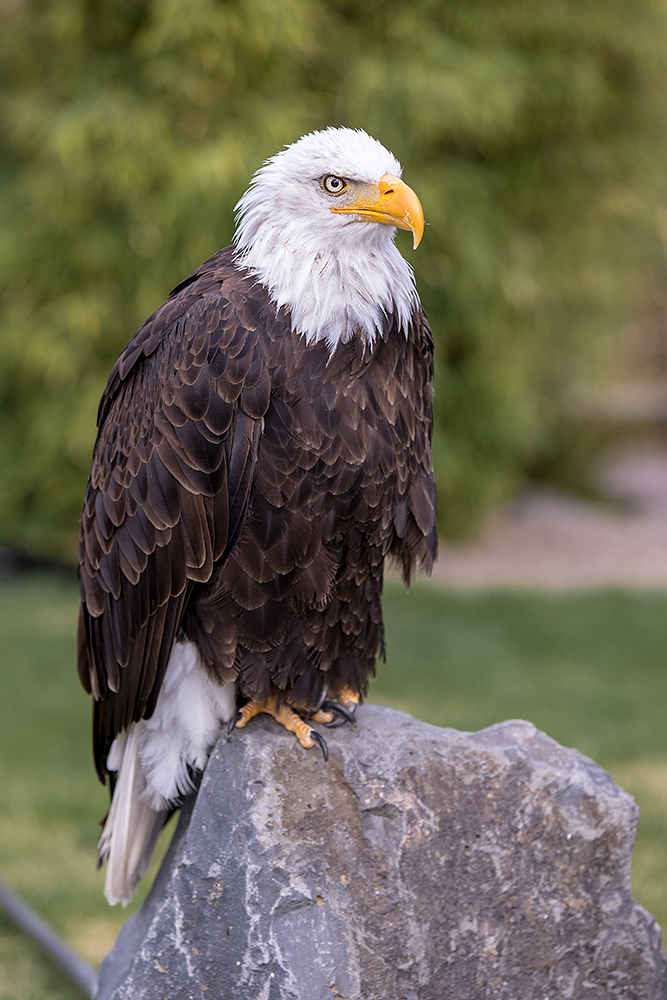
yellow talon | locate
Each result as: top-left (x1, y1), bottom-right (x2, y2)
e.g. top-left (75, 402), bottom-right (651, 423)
top-left (273, 701), bottom-right (319, 750)
top-left (234, 694), bottom-right (328, 758)
top-left (309, 709), bottom-right (335, 725)
top-left (234, 696), bottom-right (272, 729)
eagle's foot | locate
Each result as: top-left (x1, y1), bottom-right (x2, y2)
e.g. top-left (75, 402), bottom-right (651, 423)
top-left (308, 701), bottom-right (355, 726)
top-left (319, 701), bottom-right (357, 727)
top-left (234, 695), bottom-right (328, 760)
top-left (320, 685), bottom-right (360, 728)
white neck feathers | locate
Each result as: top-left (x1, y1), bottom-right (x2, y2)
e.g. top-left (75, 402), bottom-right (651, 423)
top-left (234, 220), bottom-right (417, 350)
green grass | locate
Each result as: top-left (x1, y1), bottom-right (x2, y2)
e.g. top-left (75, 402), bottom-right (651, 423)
top-left (375, 584), bottom-right (667, 763)
top-left (1, 575), bottom-right (667, 997)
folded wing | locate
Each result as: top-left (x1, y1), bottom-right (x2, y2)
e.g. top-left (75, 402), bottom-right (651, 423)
top-left (78, 252), bottom-right (272, 781)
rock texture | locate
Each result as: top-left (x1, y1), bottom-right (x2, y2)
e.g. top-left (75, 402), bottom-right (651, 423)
top-left (96, 705), bottom-right (667, 1000)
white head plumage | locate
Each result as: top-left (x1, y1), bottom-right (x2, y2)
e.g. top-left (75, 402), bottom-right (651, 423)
top-left (234, 127), bottom-right (422, 350)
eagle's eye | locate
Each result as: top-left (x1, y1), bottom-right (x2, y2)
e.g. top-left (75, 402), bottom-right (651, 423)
top-left (322, 175), bottom-right (347, 195)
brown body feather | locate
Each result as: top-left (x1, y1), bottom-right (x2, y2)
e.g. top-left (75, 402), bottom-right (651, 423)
top-left (78, 247), bottom-right (437, 785)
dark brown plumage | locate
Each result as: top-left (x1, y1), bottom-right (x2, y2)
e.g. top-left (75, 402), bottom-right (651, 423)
top-left (78, 246), bottom-right (437, 783)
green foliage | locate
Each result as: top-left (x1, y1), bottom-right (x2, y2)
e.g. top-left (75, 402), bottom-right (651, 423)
top-left (1, 0), bottom-right (666, 558)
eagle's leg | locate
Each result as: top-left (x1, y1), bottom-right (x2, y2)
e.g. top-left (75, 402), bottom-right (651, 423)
top-left (235, 694), bottom-right (328, 760)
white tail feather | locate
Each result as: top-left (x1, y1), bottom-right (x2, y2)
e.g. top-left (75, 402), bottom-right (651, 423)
top-left (99, 726), bottom-right (169, 906)
top-left (98, 640), bottom-right (236, 906)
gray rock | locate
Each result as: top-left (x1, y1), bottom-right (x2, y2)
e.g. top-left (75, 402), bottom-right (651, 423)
top-left (96, 705), bottom-right (667, 1000)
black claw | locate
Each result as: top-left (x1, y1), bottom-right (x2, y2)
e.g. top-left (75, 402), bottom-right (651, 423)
top-left (310, 729), bottom-right (328, 762)
top-left (322, 700), bottom-right (357, 728)
top-left (227, 712), bottom-right (241, 739)
top-left (326, 714), bottom-right (348, 728)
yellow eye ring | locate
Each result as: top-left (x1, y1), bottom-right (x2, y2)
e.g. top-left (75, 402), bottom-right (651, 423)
top-left (322, 175), bottom-right (347, 194)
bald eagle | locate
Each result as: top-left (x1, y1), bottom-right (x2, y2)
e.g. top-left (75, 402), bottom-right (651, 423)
top-left (77, 127), bottom-right (437, 905)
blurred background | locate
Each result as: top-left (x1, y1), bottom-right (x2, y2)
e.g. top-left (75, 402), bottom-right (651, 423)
top-left (2, 0), bottom-right (667, 995)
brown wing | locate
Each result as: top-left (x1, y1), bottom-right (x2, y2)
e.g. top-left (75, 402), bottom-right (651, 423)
top-left (77, 250), bottom-right (274, 780)
top-left (387, 303), bottom-right (438, 581)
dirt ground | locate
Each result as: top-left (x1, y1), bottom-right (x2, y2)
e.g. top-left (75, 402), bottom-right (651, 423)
top-left (429, 446), bottom-right (667, 589)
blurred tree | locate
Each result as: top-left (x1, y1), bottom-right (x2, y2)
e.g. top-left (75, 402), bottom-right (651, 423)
top-left (0, 0), bottom-right (665, 559)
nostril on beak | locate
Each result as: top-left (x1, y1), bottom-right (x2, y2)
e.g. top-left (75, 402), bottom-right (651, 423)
top-left (379, 174), bottom-right (400, 198)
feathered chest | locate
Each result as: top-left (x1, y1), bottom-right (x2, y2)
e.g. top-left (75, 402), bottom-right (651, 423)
top-left (250, 320), bottom-right (433, 528)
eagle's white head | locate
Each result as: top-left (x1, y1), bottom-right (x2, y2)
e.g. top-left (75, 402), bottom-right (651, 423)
top-left (234, 127), bottom-right (424, 350)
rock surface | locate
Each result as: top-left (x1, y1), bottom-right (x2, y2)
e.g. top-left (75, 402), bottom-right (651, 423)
top-left (96, 705), bottom-right (667, 1000)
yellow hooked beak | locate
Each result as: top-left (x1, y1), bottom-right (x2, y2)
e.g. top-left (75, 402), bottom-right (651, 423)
top-left (330, 174), bottom-right (425, 249)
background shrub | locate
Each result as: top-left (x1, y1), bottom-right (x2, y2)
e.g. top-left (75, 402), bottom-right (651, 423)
top-left (1, 0), bottom-right (666, 559)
